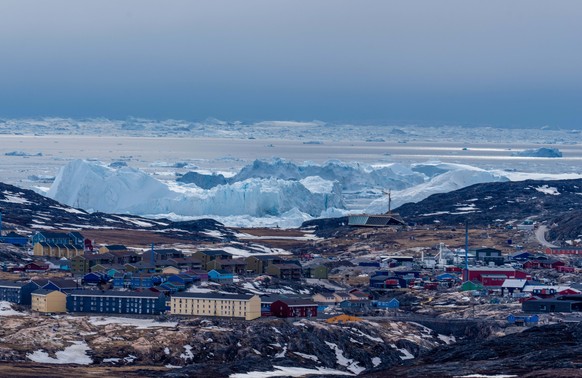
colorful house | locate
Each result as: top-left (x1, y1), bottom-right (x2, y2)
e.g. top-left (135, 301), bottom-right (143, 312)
top-left (31, 289), bottom-right (67, 313)
top-left (266, 263), bottom-right (302, 280)
top-left (373, 298), bottom-right (400, 309)
top-left (245, 255), bottom-right (285, 274)
top-left (208, 269), bottom-right (234, 283)
top-left (271, 299), bottom-right (318, 318)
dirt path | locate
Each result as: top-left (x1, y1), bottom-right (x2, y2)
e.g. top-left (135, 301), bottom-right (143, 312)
top-left (535, 225), bottom-right (558, 248)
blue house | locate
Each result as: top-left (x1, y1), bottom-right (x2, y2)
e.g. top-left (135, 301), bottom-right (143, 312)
top-left (339, 300), bottom-right (371, 310)
top-left (0, 231), bottom-right (29, 246)
top-left (131, 274), bottom-right (155, 289)
top-left (112, 273), bottom-right (128, 288)
top-left (373, 298), bottom-right (400, 309)
top-left (36, 278), bottom-right (80, 292)
top-left (83, 272), bottom-right (108, 286)
top-left (31, 231), bottom-right (84, 247)
top-left (208, 269), bottom-right (234, 283)
top-left (0, 280), bottom-right (37, 305)
top-left (159, 282), bottom-right (180, 293)
top-left (165, 273), bottom-right (197, 287)
top-left (66, 290), bottom-right (166, 314)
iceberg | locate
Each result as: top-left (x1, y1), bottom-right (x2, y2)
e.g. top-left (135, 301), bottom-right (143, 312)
top-left (47, 160), bottom-right (345, 219)
top-left (511, 147), bottom-right (562, 158)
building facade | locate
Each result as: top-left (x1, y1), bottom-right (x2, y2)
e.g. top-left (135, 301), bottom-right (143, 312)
top-left (66, 290), bottom-right (166, 315)
top-left (169, 292), bottom-right (261, 320)
top-left (31, 289), bottom-right (67, 313)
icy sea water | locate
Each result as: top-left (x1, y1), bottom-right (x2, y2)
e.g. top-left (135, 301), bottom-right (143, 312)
top-left (1, 135), bottom-right (582, 189)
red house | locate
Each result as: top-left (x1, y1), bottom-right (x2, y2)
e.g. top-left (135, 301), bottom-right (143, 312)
top-left (481, 274), bottom-right (507, 287)
top-left (463, 267), bottom-right (529, 283)
top-left (24, 262), bottom-right (49, 272)
top-left (270, 299), bottom-right (318, 318)
top-left (556, 266), bottom-right (576, 273)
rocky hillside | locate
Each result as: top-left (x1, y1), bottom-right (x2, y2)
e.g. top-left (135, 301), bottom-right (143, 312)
top-left (381, 322), bottom-right (582, 378)
top-left (0, 308), bottom-right (456, 378)
top-left (0, 182), bottom-right (233, 242)
top-left (393, 178), bottom-right (582, 240)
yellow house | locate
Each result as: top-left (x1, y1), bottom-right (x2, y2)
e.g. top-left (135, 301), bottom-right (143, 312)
top-left (31, 289), bottom-right (67, 313)
top-left (170, 292), bottom-right (261, 320)
top-left (162, 266), bottom-right (181, 275)
top-left (33, 242), bottom-right (83, 258)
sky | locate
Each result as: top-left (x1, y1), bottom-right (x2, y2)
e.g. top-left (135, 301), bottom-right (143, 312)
top-left (0, 1), bottom-right (581, 127)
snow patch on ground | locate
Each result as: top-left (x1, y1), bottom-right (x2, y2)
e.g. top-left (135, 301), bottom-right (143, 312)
top-left (27, 341), bottom-right (93, 365)
top-left (0, 301), bottom-right (25, 316)
top-left (293, 352), bottom-right (319, 362)
top-left (87, 316), bottom-right (177, 329)
top-left (229, 365), bottom-right (355, 378)
top-left (325, 341), bottom-right (365, 374)
top-left (533, 185), bottom-right (560, 195)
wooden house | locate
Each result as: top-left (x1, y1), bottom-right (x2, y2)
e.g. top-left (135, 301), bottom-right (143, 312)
top-left (0, 231), bottom-right (28, 246)
top-left (169, 292), bottom-right (261, 320)
top-left (31, 289), bottom-right (67, 313)
top-left (194, 250), bottom-right (233, 270)
top-left (152, 248), bottom-right (185, 261)
top-left (98, 244), bottom-right (128, 254)
top-left (165, 257), bottom-right (202, 271)
top-left (206, 259), bottom-right (246, 275)
top-left (31, 231), bottom-right (84, 248)
top-left (372, 298), bottom-right (400, 309)
top-left (312, 291), bottom-right (337, 305)
top-left (245, 255), bottom-right (285, 274)
top-left (305, 265), bottom-right (329, 279)
top-left (208, 269), bottom-right (234, 283)
top-left (125, 261), bottom-right (156, 274)
top-left (24, 261), bottom-right (49, 272)
top-left (33, 243), bottom-right (83, 258)
top-left (270, 299), bottom-right (318, 318)
top-left (161, 266), bottom-right (181, 275)
top-left (71, 253), bottom-right (113, 275)
top-left (339, 299), bottom-right (371, 314)
top-left (266, 263), bottom-right (302, 280)
top-left (66, 290), bottom-right (166, 315)
top-left (41, 278), bottom-right (80, 292)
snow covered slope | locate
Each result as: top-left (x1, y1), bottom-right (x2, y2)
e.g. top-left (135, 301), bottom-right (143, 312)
top-left (365, 163), bottom-right (509, 213)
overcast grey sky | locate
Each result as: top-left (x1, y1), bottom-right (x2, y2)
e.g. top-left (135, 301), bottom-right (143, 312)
top-left (0, 1), bottom-right (581, 127)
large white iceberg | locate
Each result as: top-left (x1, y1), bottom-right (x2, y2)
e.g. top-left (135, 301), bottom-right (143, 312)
top-left (47, 160), bottom-right (345, 218)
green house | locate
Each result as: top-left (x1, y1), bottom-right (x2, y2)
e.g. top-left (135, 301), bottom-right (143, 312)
top-left (459, 281), bottom-right (484, 292)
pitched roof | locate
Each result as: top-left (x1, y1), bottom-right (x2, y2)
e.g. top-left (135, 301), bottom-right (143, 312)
top-left (32, 289), bottom-right (64, 296)
top-left (0, 280), bottom-right (31, 288)
top-left (274, 298), bottom-right (317, 307)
